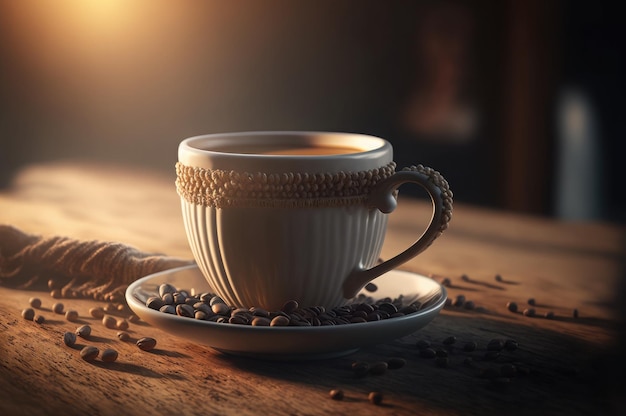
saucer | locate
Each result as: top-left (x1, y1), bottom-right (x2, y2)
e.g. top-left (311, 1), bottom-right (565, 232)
top-left (125, 264), bottom-right (446, 360)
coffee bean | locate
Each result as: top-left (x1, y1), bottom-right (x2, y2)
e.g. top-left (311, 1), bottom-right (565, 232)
top-left (369, 361), bottom-right (388, 375)
top-left (573, 308), bottom-right (579, 318)
top-left (89, 307), bottom-right (105, 319)
top-left (487, 339), bottom-right (505, 351)
top-left (464, 301), bottom-right (476, 310)
top-left (270, 315), bottom-right (290, 326)
top-left (136, 337), bottom-right (156, 351)
top-left (506, 301), bottom-right (518, 313)
top-left (211, 302), bottom-right (230, 316)
top-left (76, 325), bottom-right (91, 338)
top-left (545, 311), bottom-right (555, 319)
top-left (128, 314), bottom-right (140, 323)
top-left (527, 298), bottom-right (536, 306)
top-left (251, 316), bottom-right (271, 326)
top-left (101, 348), bottom-right (119, 363)
top-left (117, 331), bottom-right (130, 341)
top-left (176, 304), bottom-right (195, 318)
top-left (29, 297), bottom-right (42, 308)
top-left (523, 308), bottom-right (536, 317)
top-left (146, 296), bottom-right (165, 311)
top-left (329, 389), bottom-right (344, 400)
top-left (435, 348), bottom-right (448, 358)
top-left (159, 305), bottom-right (176, 314)
top-left (495, 274), bottom-right (503, 282)
top-left (104, 303), bottom-right (117, 313)
top-left (281, 300), bottom-right (299, 314)
top-left (229, 315), bottom-right (249, 325)
top-left (365, 282), bottom-right (378, 292)
top-left (102, 315), bottom-right (117, 329)
top-left (504, 339), bottom-right (519, 351)
top-left (453, 295), bottom-right (465, 307)
top-left (65, 310), bottom-right (79, 322)
top-left (443, 336), bottom-right (456, 345)
top-left (461, 274), bottom-right (470, 282)
top-left (158, 283), bottom-right (176, 297)
top-left (63, 332), bottom-right (77, 347)
top-left (116, 319), bottom-right (129, 330)
top-left (368, 391), bottom-right (383, 405)
top-left (352, 361), bottom-right (370, 377)
top-left (162, 293), bottom-right (174, 305)
top-left (50, 289), bottom-right (62, 299)
top-left (22, 308), bottom-right (35, 321)
top-left (52, 303), bottom-right (64, 314)
top-left (387, 357), bottom-right (406, 369)
top-left (33, 315), bottom-right (45, 324)
top-left (80, 346), bottom-right (99, 361)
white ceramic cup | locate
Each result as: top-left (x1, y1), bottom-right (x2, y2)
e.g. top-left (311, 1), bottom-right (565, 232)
top-left (176, 131), bottom-right (452, 310)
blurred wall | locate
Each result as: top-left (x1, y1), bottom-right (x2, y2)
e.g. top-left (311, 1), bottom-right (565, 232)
top-left (0, 0), bottom-right (623, 222)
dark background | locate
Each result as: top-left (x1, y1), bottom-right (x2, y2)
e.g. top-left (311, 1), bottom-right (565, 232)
top-left (0, 0), bottom-right (623, 222)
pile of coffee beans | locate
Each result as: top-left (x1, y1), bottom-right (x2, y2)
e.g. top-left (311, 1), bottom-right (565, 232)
top-left (146, 283), bottom-right (431, 327)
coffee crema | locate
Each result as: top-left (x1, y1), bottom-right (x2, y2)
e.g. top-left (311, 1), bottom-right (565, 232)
top-left (211, 144), bottom-right (363, 156)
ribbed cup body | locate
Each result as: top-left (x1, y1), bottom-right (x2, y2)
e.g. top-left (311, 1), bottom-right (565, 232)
top-left (181, 200), bottom-right (388, 310)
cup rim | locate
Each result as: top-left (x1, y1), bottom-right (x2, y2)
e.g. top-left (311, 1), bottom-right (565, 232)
top-left (178, 131), bottom-right (393, 172)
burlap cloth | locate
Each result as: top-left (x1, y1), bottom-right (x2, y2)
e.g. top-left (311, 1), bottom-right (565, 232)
top-left (0, 224), bottom-right (191, 303)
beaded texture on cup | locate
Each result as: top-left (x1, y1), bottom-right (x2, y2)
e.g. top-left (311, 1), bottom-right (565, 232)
top-left (175, 162), bottom-right (397, 209)
top-left (401, 165), bottom-right (454, 236)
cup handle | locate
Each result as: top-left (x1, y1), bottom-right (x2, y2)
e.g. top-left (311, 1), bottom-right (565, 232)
top-left (342, 165), bottom-right (453, 299)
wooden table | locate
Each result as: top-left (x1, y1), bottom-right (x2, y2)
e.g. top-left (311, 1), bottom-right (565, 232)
top-left (1, 162), bottom-right (625, 415)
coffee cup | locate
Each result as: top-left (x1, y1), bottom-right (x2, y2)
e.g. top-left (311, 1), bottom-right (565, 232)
top-left (176, 131), bottom-right (452, 311)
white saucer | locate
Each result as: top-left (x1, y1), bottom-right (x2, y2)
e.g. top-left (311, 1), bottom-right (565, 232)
top-left (125, 265), bottom-right (446, 360)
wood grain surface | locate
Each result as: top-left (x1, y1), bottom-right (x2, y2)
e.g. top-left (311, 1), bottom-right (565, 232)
top-left (1, 162), bottom-right (625, 416)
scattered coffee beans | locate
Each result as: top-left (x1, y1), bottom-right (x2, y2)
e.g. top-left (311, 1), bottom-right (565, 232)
top-left (80, 346), bottom-right (99, 361)
top-left (387, 357), bottom-right (406, 370)
top-left (52, 302), bottom-right (64, 314)
top-left (63, 332), bottom-right (77, 347)
top-left (329, 389), bottom-right (344, 400)
top-left (368, 391), bottom-right (383, 405)
top-left (89, 307), bottom-right (105, 319)
top-left (573, 308), bottom-right (579, 318)
top-left (33, 315), bottom-right (45, 324)
top-left (117, 331), bottom-right (131, 341)
top-left (65, 310), bottom-right (79, 322)
top-left (101, 348), bottom-right (119, 363)
top-left (22, 308), bottom-right (35, 321)
top-left (364, 282), bottom-right (378, 292)
top-left (102, 315), bottom-right (117, 329)
top-left (137, 337), bottom-right (157, 351)
top-left (443, 336), bottom-right (456, 345)
top-left (523, 308), bottom-right (536, 317)
top-left (352, 361), bottom-right (370, 377)
top-left (369, 361), bottom-right (388, 375)
top-left (76, 325), bottom-right (91, 338)
top-left (506, 301), bottom-right (518, 313)
top-left (50, 289), bottom-right (62, 299)
top-left (29, 297), bottom-right (42, 308)
top-left (116, 319), bottom-right (129, 331)
top-left (527, 298), bottom-right (536, 306)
